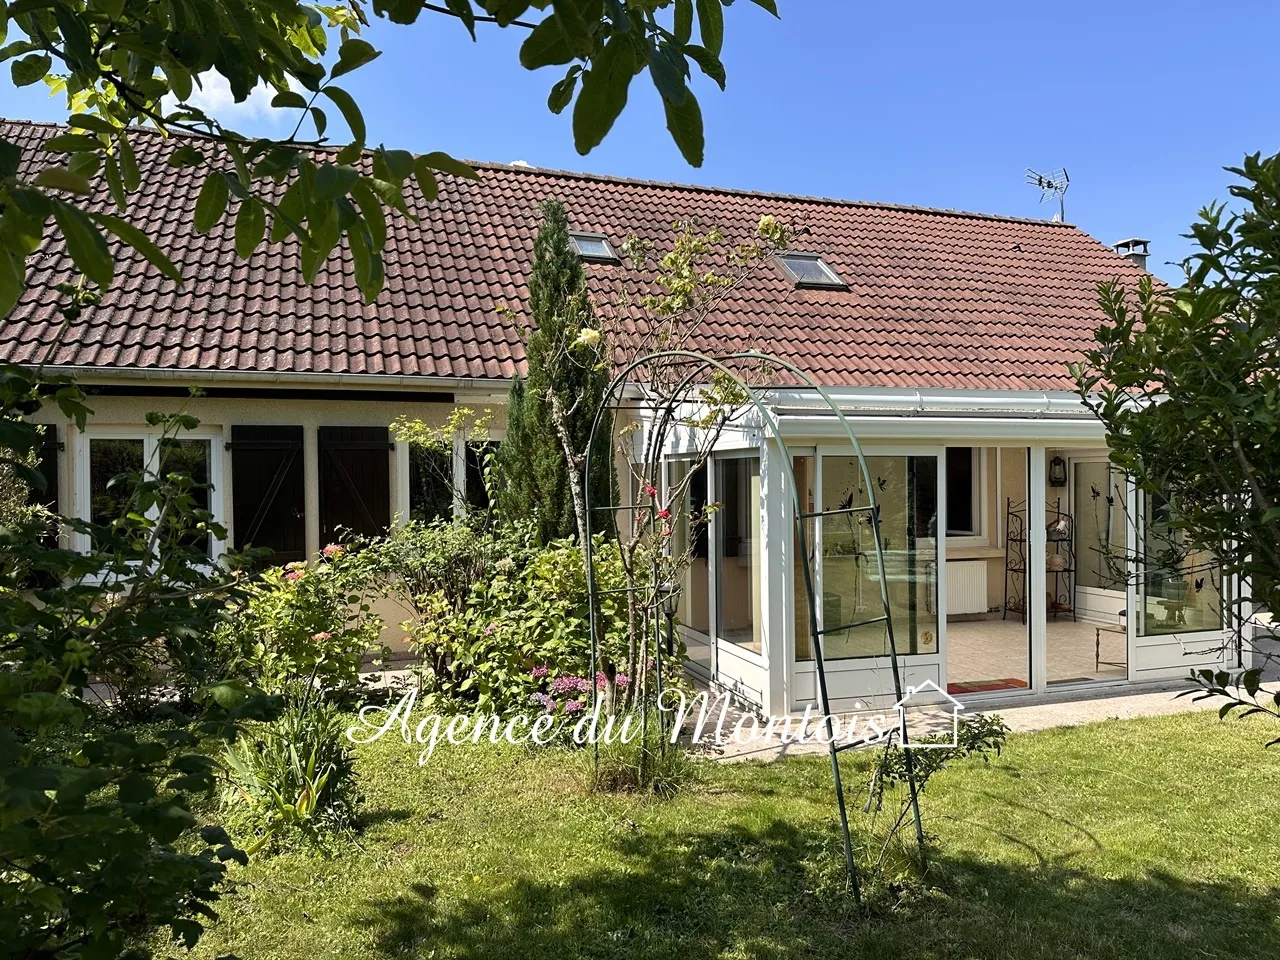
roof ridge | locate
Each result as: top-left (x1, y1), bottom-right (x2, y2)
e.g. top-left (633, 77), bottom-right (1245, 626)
top-left (464, 159), bottom-right (1079, 228)
top-left (1, 115), bottom-right (1074, 228)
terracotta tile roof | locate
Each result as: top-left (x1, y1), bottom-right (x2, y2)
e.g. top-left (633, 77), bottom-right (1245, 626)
top-left (1, 117), bottom-right (1150, 391)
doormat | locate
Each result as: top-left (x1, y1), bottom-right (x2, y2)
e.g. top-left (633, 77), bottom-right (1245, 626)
top-left (947, 678), bottom-right (1029, 695)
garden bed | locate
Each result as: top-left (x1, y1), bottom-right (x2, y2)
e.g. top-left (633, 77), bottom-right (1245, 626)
top-left (190, 711), bottom-right (1280, 960)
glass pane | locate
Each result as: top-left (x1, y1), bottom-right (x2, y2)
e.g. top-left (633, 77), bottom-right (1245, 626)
top-left (715, 456), bottom-right (761, 653)
top-left (812, 454), bottom-right (938, 660)
top-left (465, 441), bottom-right (498, 512)
top-left (409, 446), bottom-right (453, 522)
top-left (89, 438), bottom-right (144, 529)
top-left (1074, 461), bottom-right (1126, 591)
top-left (793, 455), bottom-right (816, 661)
top-left (781, 255), bottom-right (837, 284)
top-left (571, 235), bottom-right (611, 258)
top-left (160, 438), bottom-right (212, 555)
top-left (1138, 493), bottom-right (1223, 636)
top-left (945, 446), bottom-right (976, 535)
top-left (945, 447), bottom-right (1031, 694)
top-left (668, 459), bottom-right (710, 638)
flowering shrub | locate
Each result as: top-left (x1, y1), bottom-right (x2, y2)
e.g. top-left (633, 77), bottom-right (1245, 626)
top-left (215, 546), bottom-right (387, 699)
top-left (370, 519), bottom-right (646, 713)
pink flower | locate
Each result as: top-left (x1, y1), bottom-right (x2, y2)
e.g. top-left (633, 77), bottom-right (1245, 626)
top-left (311, 631), bottom-right (332, 643)
top-left (322, 543), bottom-right (343, 558)
top-left (483, 621), bottom-right (500, 636)
top-left (643, 484), bottom-right (657, 498)
top-left (564, 699), bottom-right (584, 714)
top-left (284, 570), bottom-right (304, 582)
top-left (531, 664), bottom-right (549, 678)
top-left (615, 673), bottom-right (630, 689)
top-left (662, 525), bottom-right (672, 538)
top-left (657, 508), bottom-right (671, 520)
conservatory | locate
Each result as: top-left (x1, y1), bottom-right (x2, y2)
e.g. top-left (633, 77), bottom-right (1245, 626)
top-left (661, 385), bottom-right (1242, 715)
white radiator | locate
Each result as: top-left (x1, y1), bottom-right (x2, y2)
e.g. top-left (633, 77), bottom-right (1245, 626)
top-left (946, 560), bottom-right (988, 616)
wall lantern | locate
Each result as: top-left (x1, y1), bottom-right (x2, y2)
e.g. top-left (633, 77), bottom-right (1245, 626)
top-left (1048, 455), bottom-right (1068, 487)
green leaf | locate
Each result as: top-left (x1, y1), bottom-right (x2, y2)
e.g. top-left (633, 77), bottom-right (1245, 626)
top-left (748, 0), bottom-right (780, 15)
top-left (11, 51), bottom-right (50, 87)
top-left (547, 65), bottom-right (582, 115)
top-left (551, 0), bottom-right (590, 56)
top-left (684, 44), bottom-right (726, 90)
top-left (52, 200), bottom-right (113, 289)
top-left (42, 133), bottom-right (102, 153)
top-left (271, 90), bottom-right (309, 109)
top-left (573, 34), bottom-right (637, 157)
top-left (519, 16), bottom-right (573, 69)
top-left (167, 64), bottom-right (193, 102)
top-left (663, 89), bottom-right (704, 167)
top-left (331, 37), bottom-right (381, 79)
top-left (67, 114), bottom-right (118, 135)
top-left (321, 85), bottom-right (365, 145)
top-left (234, 198), bottom-right (266, 258)
top-left (104, 154), bottom-right (126, 209)
top-left (350, 179), bottom-right (387, 251)
top-left (695, 0), bottom-right (724, 56)
top-left (89, 211), bottom-right (183, 284)
top-left (314, 162), bottom-right (358, 202)
top-left (118, 134), bottom-right (140, 191)
top-left (310, 106), bottom-right (327, 138)
top-left (420, 151), bottom-right (477, 180)
top-left (194, 172), bottom-right (229, 233)
top-left (34, 167), bottom-right (91, 194)
top-left (0, 249), bottom-right (25, 318)
top-left (412, 156), bottom-right (439, 202)
top-left (674, 0), bottom-right (693, 43)
top-left (168, 144), bottom-right (205, 168)
top-left (648, 40), bottom-right (687, 105)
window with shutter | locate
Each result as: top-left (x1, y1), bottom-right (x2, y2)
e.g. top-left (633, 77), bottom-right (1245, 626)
top-left (230, 425), bottom-right (306, 562)
top-left (318, 426), bottom-right (392, 544)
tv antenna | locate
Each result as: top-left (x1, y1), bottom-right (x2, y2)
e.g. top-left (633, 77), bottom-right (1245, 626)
top-left (1025, 167), bottom-right (1070, 221)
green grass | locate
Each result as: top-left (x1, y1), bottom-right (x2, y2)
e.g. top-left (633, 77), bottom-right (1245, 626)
top-left (190, 711), bottom-right (1280, 960)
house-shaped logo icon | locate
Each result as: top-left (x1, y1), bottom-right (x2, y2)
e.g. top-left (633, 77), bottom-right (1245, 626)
top-left (893, 678), bottom-right (965, 749)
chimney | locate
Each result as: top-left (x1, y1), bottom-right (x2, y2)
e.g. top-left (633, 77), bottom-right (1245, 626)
top-left (1114, 238), bottom-right (1150, 271)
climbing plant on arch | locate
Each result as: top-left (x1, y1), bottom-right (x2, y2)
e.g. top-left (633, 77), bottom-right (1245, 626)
top-left (583, 349), bottom-right (927, 900)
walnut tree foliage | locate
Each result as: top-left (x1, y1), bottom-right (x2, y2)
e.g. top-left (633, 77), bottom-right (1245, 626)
top-left (1075, 151), bottom-right (1280, 740)
top-left (0, 0), bottom-right (778, 316)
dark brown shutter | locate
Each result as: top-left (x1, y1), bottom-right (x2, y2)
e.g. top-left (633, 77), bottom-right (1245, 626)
top-left (318, 426), bottom-right (391, 544)
top-left (229, 425), bottom-right (306, 563)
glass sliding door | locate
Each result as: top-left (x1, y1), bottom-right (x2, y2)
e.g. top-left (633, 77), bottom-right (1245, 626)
top-left (802, 453), bottom-right (938, 661)
top-left (945, 447), bottom-right (1031, 694)
top-left (668, 458), bottom-right (712, 676)
top-left (714, 456), bottom-right (762, 654)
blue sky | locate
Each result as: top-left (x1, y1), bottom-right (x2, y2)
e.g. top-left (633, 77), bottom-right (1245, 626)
top-left (6, 0), bottom-right (1277, 283)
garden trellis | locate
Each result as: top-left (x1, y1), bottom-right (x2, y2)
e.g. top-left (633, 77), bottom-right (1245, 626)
top-left (582, 349), bottom-right (926, 901)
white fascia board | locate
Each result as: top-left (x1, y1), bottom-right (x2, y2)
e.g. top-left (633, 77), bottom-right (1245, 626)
top-left (777, 413), bottom-right (1106, 443)
top-left (764, 384), bottom-right (1093, 417)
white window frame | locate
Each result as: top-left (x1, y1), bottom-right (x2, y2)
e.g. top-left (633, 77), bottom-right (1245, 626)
top-left (73, 425), bottom-right (226, 560)
top-left (945, 445), bottom-right (988, 547)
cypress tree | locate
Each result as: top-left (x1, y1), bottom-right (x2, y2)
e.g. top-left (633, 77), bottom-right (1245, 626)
top-left (499, 200), bottom-right (613, 544)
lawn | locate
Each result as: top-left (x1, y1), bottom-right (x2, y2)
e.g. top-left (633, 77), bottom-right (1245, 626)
top-left (190, 711), bottom-right (1280, 960)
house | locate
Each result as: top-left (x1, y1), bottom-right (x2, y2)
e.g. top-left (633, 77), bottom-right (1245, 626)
top-left (2, 117), bottom-right (1244, 715)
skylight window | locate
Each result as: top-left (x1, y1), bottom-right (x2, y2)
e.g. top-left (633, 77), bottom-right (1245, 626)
top-left (778, 253), bottom-right (845, 289)
top-left (568, 231), bottom-right (619, 263)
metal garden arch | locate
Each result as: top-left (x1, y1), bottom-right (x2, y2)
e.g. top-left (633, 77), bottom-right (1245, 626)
top-left (583, 350), bottom-right (925, 900)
